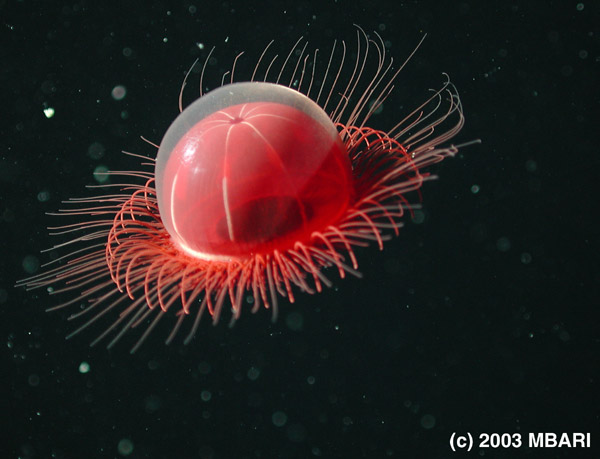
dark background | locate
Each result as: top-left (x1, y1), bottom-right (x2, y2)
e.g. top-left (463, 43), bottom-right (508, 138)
top-left (2, 0), bottom-right (598, 458)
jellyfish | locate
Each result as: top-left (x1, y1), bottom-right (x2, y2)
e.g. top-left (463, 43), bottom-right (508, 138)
top-left (19, 29), bottom-right (470, 352)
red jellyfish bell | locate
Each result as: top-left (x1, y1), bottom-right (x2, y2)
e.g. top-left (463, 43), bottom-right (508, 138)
top-left (155, 83), bottom-right (353, 262)
top-left (19, 31), bottom-right (470, 352)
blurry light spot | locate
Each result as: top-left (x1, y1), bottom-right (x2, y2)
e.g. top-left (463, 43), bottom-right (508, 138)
top-left (368, 99), bottom-right (384, 115)
top-left (272, 411), bottom-right (288, 427)
top-left (559, 330), bottom-right (570, 342)
top-left (198, 361), bottom-right (211, 375)
top-left (78, 361), bottom-right (90, 374)
top-left (111, 85), bottom-right (127, 101)
top-left (87, 142), bottom-right (105, 160)
top-left (117, 438), bottom-right (134, 456)
top-left (420, 414), bottom-right (436, 429)
top-left (22, 255), bottom-right (40, 274)
top-left (43, 107), bottom-right (55, 118)
top-left (496, 237), bottom-right (511, 252)
top-left (286, 423), bottom-right (307, 443)
top-left (28, 374), bottom-right (40, 387)
top-left (470, 184), bottom-right (480, 194)
top-left (247, 366), bottom-right (260, 381)
top-left (525, 159), bottom-right (537, 172)
top-left (37, 190), bottom-right (50, 202)
top-left (200, 390), bottom-right (212, 402)
top-left (144, 395), bottom-right (161, 413)
top-left (560, 65), bottom-right (573, 77)
top-left (93, 165), bottom-right (110, 184)
top-left (285, 311), bottom-right (304, 331)
top-left (520, 252), bottom-right (532, 264)
top-left (412, 209), bottom-right (425, 224)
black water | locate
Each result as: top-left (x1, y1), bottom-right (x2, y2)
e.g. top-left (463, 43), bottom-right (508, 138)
top-left (3, 1), bottom-right (597, 458)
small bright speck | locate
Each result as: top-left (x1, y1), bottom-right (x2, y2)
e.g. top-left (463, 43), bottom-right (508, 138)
top-left (470, 184), bottom-right (480, 194)
top-left (78, 361), bottom-right (90, 374)
top-left (117, 438), bottom-right (134, 456)
top-left (196, 42), bottom-right (204, 50)
top-left (111, 85), bottom-right (127, 101)
top-left (43, 107), bottom-right (55, 118)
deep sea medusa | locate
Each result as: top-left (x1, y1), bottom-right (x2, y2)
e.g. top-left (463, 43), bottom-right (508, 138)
top-left (19, 29), bottom-right (469, 352)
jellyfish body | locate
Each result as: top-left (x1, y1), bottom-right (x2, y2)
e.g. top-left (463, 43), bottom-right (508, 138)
top-left (19, 31), bottom-right (467, 351)
top-left (155, 82), bottom-right (353, 259)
